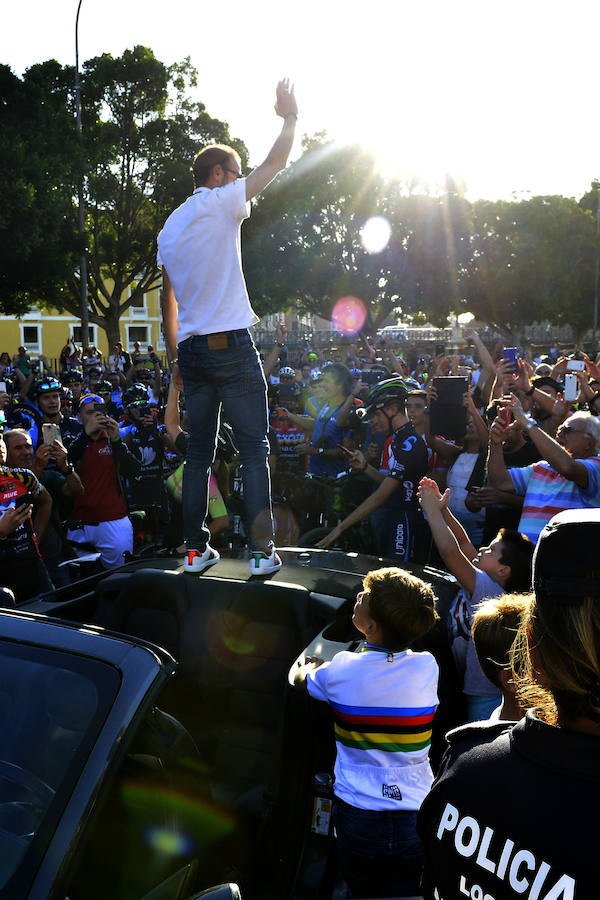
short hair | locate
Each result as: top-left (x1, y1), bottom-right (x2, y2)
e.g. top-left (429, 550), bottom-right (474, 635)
top-left (497, 529), bottom-right (535, 592)
top-left (323, 363), bottom-right (354, 397)
top-left (192, 144), bottom-right (240, 188)
top-left (363, 567), bottom-right (438, 650)
top-left (3, 428), bottom-right (32, 449)
top-left (565, 410), bottom-right (600, 455)
top-left (472, 593), bottom-right (531, 689)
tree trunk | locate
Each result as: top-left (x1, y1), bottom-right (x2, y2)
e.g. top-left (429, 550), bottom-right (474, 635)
top-left (103, 316), bottom-right (122, 353)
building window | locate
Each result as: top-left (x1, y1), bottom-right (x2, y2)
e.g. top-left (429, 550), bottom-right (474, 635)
top-left (129, 281), bottom-right (147, 319)
top-left (71, 324), bottom-right (99, 347)
top-left (126, 325), bottom-right (151, 351)
top-left (20, 324), bottom-right (42, 354)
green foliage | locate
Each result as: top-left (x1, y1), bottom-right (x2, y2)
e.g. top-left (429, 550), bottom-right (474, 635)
top-left (465, 195), bottom-right (598, 338)
top-left (0, 62), bottom-right (81, 314)
top-left (1, 47), bottom-right (248, 345)
top-left (245, 140), bottom-right (598, 341)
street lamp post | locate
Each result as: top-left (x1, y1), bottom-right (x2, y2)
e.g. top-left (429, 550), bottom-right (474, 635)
top-left (75, 0), bottom-right (89, 350)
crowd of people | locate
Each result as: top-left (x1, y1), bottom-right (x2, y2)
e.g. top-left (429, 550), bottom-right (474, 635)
top-left (3, 79), bottom-right (600, 899)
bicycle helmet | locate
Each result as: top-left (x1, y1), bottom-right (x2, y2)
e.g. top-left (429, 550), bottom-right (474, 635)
top-left (123, 383), bottom-right (149, 407)
top-left (60, 370), bottom-right (84, 385)
top-left (96, 380), bottom-right (113, 395)
top-left (310, 370), bottom-right (323, 382)
top-left (363, 377), bottom-right (410, 418)
top-left (30, 377), bottom-right (62, 399)
top-left (279, 366), bottom-right (295, 378)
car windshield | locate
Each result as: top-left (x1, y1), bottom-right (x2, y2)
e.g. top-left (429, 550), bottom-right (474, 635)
top-left (0, 640), bottom-right (120, 896)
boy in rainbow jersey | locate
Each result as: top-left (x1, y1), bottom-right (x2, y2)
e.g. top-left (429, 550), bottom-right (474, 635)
top-left (295, 567), bottom-right (439, 898)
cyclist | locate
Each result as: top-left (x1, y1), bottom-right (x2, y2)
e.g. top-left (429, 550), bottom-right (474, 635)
top-left (289, 364), bottom-right (354, 477)
top-left (28, 377), bottom-right (83, 452)
top-left (120, 384), bottom-right (170, 540)
top-left (317, 378), bottom-right (429, 562)
top-left (60, 369), bottom-right (86, 407)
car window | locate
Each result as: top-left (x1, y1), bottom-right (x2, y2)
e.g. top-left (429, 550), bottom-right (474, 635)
top-left (0, 640), bottom-right (120, 897)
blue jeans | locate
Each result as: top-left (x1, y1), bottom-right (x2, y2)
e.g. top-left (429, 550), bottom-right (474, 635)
top-left (333, 798), bottom-right (424, 898)
top-left (178, 329), bottom-right (274, 553)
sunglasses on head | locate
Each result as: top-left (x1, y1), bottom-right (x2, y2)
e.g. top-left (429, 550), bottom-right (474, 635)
top-left (79, 395), bottom-right (104, 408)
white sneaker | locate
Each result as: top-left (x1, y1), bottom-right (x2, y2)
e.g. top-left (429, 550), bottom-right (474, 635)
top-left (184, 546), bottom-right (220, 575)
top-left (249, 549), bottom-right (282, 576)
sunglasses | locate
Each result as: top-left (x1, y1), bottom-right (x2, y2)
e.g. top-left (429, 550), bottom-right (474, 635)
top-left (79, 395), bottom-right (104, 408)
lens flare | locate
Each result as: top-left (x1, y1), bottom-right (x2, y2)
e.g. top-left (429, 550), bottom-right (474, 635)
top-left (360, 216), bottom-right (392, 254)
top-left (331, 297), bottom-right (367, 336)
top-left (144, 825), bottom-right (195, 857)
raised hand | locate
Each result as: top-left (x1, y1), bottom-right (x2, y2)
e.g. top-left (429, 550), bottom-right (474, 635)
top-left (418, 476), bottom-right (450, 514)
top-left (276, 320), bottom-right (288, 344)
top-left (274, 78), bottom-right (297, 119)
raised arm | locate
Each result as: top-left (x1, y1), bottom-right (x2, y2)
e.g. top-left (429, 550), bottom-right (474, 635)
top-left (244, 79), bottom-right (298, 202)
top-left (486, 419), bottom-right (517, 492)
top-left (418, 480), bottom-right (477, 594)
top-left (262, 322), bottom-right (287, 379)
top-left (502, 393), bottom-right (592, 489)
top-left (464, 328), bottom-right (495, 376)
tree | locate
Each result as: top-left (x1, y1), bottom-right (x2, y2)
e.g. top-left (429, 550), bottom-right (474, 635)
top-left (243, 139), bottom-right (474, 334)
top-left (1, 47), bottom-right (248, 347)
top-left (465, 195), bottom-right (598, 341)
top-left (0, 62), bottom-right (81, 315)
top-left (243, 138), bottom-right (411, 333)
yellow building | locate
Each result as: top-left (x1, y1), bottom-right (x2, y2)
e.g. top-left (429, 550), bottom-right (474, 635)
top-left (0, 282), bottom-right (164, 367)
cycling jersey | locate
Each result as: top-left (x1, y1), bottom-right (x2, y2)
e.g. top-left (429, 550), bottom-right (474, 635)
top-left (380, 422), bottom-right (428, 512)
top-left (0, 466), bottom-right (44, 561)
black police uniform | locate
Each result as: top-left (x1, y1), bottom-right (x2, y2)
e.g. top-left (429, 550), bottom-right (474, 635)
top-left (417, 712), bottom-right (599, 899)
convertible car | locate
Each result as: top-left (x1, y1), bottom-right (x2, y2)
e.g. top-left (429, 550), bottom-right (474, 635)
top-left (3, 548), bottom-right (463, 900)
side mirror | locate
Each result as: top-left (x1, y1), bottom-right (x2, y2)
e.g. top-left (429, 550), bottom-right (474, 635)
top-left (187, 885), bottom-right (241, 900)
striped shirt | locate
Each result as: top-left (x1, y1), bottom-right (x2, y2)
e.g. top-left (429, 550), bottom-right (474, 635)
top-left (509, 456), bottom-right (600, 543)
top-left (306, 645), bottom-right (439, 810)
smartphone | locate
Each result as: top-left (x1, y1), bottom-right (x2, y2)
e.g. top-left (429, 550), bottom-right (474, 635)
top-left (566, 359), bottom-right (585, 372)
top-left (499, 405), bottom-right (512, 427)
top-left (503, 347), bottom-right (520, 375)
top-left (15, 492), bottom-right (35, 508)
top-left (42, 423), bottom-right (61, 445)
top-left (564, 373), bottom-right (578, 402)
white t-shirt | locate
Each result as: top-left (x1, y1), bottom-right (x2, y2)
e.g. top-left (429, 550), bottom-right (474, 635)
top-left (157, 179), bottom-right (259, 342)
top-left (306, 646), bottom-right (439, 811)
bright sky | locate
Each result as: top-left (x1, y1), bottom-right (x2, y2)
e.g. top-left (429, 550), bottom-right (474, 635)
top-left (5, 0), bottom-right (600, 200)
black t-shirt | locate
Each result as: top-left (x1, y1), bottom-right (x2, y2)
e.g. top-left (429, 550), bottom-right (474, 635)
top-left (417, 713), bottom-right (600, 899)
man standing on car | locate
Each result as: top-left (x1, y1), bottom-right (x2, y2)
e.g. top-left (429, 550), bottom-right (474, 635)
top-left (159, 79), bottom-right (297, 576)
